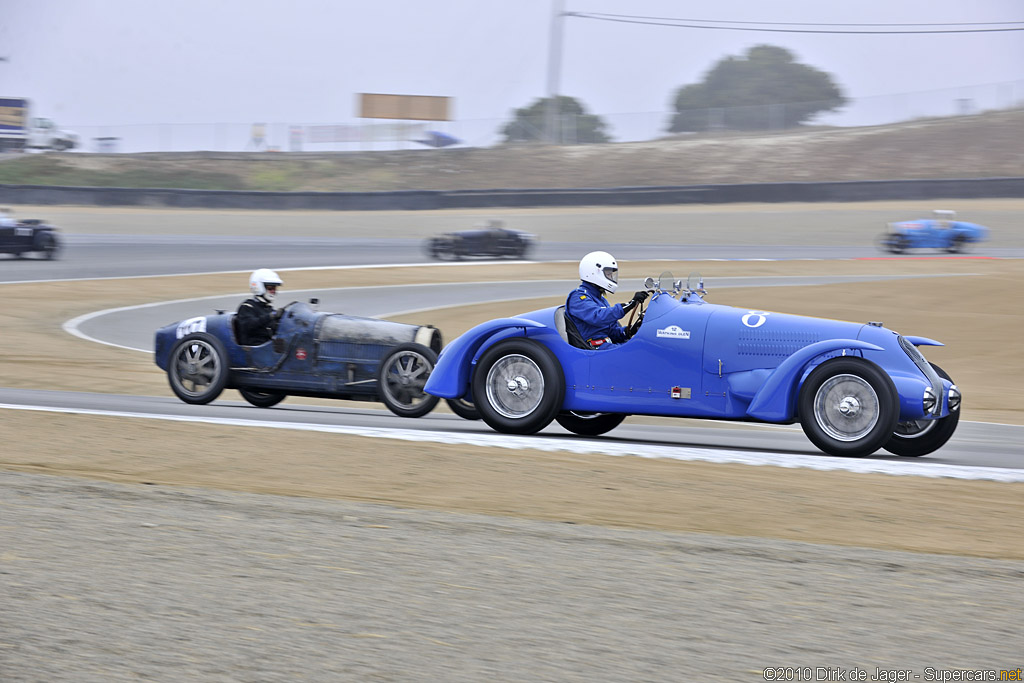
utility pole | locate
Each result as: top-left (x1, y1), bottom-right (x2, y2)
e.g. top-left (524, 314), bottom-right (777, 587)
top-left (543, 0), bottom-right (565, 144)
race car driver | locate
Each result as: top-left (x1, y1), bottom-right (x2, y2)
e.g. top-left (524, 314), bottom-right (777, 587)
top-left (565, 251), bottom-right (647, 349)
top-left (237, 268), bottom-right (283, 346)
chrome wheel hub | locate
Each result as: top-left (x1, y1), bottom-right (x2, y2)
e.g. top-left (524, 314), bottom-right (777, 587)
top-left (837, 396), bottom-right (861, 417)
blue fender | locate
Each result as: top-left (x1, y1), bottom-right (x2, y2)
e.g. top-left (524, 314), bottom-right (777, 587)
top-left (903, 335), bottom-right (943, 347)
top-left (746, 339), bottom-right (884, 422)
top-left (425, 317), bottom-right (545, 399)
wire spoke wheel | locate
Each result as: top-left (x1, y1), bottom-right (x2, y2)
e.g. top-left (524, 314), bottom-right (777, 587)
top-left (798, 358), bottom-right (898, 457)
top-left (378, 343), bottom-right (439, 418)
top-left (813, 374), bottom-right (880, 442)
top-left (473, 339), bottom-right (565, 435)
top-left (485, 354), bottom-right (545, 419)
top-left (168, 333), bottom-right (228, 405)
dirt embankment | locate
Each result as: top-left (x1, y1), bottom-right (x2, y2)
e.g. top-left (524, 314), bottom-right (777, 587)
top-left (1, 110), bottom-right (1021, 191)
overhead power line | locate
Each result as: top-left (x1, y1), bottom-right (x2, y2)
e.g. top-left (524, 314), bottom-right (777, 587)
top-left (566, 12), bottom-right (1024, 34)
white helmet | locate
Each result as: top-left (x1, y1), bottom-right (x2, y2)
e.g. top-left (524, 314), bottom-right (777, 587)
top-left (249, 268), bottom-right (283, 301)
top-left (579, 250), bottom-right (619, 293)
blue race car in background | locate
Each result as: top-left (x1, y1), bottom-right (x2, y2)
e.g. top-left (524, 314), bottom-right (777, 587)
top-left (155, 300), bottom-right (447, 417)
top-left (877, 210), bottom-right (988, 254)
top-left (424, 271), bottom-right (961, 458)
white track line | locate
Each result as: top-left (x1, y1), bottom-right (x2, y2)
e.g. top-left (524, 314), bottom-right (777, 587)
top-left (1, 403), bottom-right (1021, 482)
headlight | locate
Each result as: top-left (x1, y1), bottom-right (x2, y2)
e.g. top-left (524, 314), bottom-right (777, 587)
top-left (948, 385), bottom-right (961, 412)
top-left (922, 386), bottom-right (936, 414)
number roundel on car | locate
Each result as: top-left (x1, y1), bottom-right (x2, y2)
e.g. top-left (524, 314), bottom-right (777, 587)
top-left (742, 311), bottom-right (770, 328)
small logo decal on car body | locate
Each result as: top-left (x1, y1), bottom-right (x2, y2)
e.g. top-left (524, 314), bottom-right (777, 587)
top-left (175, 316), bottom-right (207, 339)
top-left (670, 386), bottom-right (691, 399)
top-left (295, 348), bottom-right (308, 360)
top-left (742, 311), bottom-right (771, 328)
top-left (657, 325), bottom-right (691, 339)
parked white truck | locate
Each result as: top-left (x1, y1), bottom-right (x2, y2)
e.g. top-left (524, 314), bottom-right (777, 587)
top-left (0, 97), bottom-right (79, 152)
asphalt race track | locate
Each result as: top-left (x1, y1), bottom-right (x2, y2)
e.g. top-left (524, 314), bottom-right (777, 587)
top-left (3, 234), bottom-right (1021, 472)
top-left (2, 234), bottom-right (1023, 283)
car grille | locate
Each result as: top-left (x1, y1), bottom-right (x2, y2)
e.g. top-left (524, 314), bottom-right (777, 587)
top-left (898, 336), bottom-right (944, 415)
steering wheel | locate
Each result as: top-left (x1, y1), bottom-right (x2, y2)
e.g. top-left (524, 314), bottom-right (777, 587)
top-left (625, 297), bottom-right (646, 338)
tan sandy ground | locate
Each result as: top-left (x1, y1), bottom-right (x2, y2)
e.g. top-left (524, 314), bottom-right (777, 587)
top-left (2, 258), bottom-right (1022, 559)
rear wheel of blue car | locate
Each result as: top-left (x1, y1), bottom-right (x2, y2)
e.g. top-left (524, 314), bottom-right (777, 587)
top-left (882, 363), bottom-right (960, 457)
top-left (473, 339), bottom-right (565, 435)
top-left (168, 332), bottom-right (229, 405)
top-left (555, 411), bottom-right (625, 437)
top-left (238, 389), bottom-right (286, 408)
top-left (798, 358), bottom-right (899, 457)
top-left (378, 343), bottom-right (441, 418)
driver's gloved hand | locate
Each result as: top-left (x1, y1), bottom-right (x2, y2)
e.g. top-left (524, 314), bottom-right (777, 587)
top-left (621, 290), bottom-right (649, 314)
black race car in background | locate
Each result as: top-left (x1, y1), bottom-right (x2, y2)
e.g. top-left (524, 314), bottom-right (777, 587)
top-left (425, 220), bottom-right (535, 260)
top-left (0, 209), bottom-right (61, 259)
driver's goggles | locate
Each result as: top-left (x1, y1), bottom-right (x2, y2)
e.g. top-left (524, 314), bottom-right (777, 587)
top-left (265, 284), bottom-right (279, 292)
top-left (602, 266), bottom-right (618, 284)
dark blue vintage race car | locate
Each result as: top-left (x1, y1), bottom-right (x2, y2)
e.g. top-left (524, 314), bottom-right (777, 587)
top-left (154, 300), bottom-right (448, 417)
top-left (877, 210), bottom-right (988, 254)
top-left (425, 272), bottom-right (961, 458)
top-left (0, 211), bottom-right (61, 259)
top-left (425, 220), bottom-right (535, 260)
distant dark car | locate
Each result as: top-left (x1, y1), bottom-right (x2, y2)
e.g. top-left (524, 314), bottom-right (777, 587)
top-left (0, 212), bottom-right (61, 259)
top-left (425, 220), bottom-right (535, 260)
top-left (877, 210), bottom-right (988, 254)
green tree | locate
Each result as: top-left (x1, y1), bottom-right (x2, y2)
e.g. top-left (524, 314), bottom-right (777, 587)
top-left (668, 45), bottom-right (846, 132)
top-left (500, 96), bottom-right (611, 144)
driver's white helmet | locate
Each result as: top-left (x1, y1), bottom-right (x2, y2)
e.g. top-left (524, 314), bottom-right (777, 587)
top-left (579, 251), bottom-right (619, 293)
top-left (249, 268), bottom-right (283, 301)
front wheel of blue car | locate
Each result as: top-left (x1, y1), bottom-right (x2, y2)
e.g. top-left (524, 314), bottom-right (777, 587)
top-left (555, 411), bottom-right (625, 437)
top-left (473, 339), bottom-right (565, 435)
top-left (798, 358), bottom-right (899, 457)
top-left (378, 343), bottom-right (441, 418)
top-left (168, 332), bottom-right (229, 405)
top-left (882, 363), bottom-right (960, 457)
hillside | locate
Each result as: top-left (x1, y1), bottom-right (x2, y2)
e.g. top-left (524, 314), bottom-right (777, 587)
top-left (1, 110), bottom-right (1021, 192)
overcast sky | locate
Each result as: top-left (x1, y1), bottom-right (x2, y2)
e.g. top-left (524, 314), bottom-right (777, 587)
top-left (2, 0), bottom-right (1022, 147)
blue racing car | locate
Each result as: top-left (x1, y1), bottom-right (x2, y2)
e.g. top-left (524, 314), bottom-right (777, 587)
top-left (425, 272), bottom-right (961, 458)
top-left (877, 210), bottom-right (988, 254)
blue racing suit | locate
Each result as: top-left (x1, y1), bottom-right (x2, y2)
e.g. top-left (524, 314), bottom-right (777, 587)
top-left (565, 281), bottom-right (628, 349)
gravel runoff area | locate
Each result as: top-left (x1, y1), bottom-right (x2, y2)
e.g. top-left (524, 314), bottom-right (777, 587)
top-left (3, 471), bottom-right (1023, 683)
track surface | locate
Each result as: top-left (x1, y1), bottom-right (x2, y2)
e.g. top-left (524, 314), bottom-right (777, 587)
top-left (1, 235), bottom-right (1019, 283)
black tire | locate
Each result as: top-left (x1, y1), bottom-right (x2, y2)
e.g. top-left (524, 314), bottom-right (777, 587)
top-left (238, 388), bottom-right (286, 408)
top-left (472, 339), bottom-right (565, 435)
top-left (798, 357), bottom-right (899, 457)
top-left (883, 363), bottom-right (960, 457)
top-left (168, 332), bottom-right (229, 405)
top-left (946, 234), bottom-right (969, 254)
top-left (37, 233), bottom-right (60, 260)
top-left (555, 411), bottom-right (625, 436)
top-left (378, 342), bottom-right (441, 418)
top-left (446, 396), bottom-right (481, 420)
